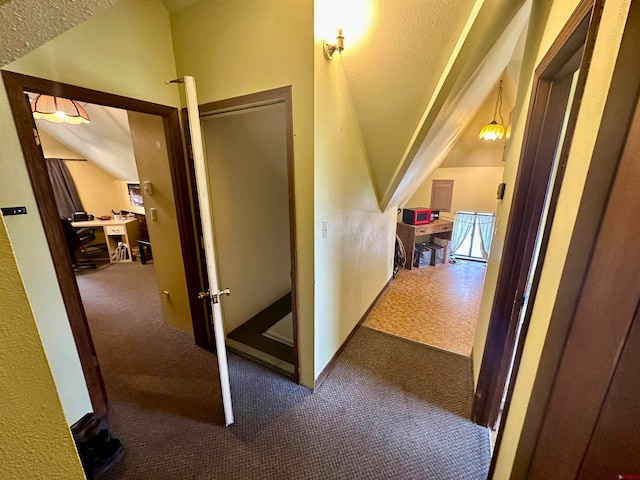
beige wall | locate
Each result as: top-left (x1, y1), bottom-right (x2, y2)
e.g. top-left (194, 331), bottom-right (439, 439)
top-left (472, 0), bottom-right (634, 477)
top-left (64, 160), bottom-right (121, 217)
top-left (170, 0), bottom-right (315, 387)
top-left (0, 0), bottom-right (180, 423)
top-left (128, 111), bottom-right (192, 331)
top-left (405, 166), bottom-right (503, 218)
top-left (0, 218), bottom-right (85, 479)
top-left (313, 35), bottom-right (396, 380)
top-left (202, 105), bottom-right (291, 332)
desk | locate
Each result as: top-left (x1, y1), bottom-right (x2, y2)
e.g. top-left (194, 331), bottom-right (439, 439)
top-left (72, 218), bottom-right (140, 263)
top-left (397, 220), bottom-right (454, 270)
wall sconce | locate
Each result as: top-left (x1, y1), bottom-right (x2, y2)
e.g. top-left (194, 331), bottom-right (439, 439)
top-left (31, 94), bottom-right (90, 125)
top-left (324, 29), bottom-right (345, 60)
top-left (479, 80), bottom-right (505, 141)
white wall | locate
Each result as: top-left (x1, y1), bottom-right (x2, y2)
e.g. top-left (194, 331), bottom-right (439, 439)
top-left (405, 166), bottom-right (503, 218)
top-left (313, 37), bottom-right (397, 380)
top-left (0, 0), bottom-right (180, 424)
top-left (202, 105), bottom-right (292, 332)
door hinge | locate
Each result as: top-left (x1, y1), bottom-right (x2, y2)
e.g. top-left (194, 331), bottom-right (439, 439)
top-left (33, 128), bottom-right (41, 146)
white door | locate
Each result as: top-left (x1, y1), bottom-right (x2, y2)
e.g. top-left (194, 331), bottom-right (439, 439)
top-left (181, 76), bottom-right (234, 426)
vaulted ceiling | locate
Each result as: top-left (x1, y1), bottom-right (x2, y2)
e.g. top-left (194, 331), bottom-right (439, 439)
top-left (2, 0), bottom-right (531, 207)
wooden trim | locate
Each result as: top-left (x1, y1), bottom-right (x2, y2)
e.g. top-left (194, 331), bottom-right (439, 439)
top-left (1, 71), bottom-right (209, 414)
top-left (510, 0), bottom-right (640, 476)
top-left (473, 0), bottom-right (600, 436)
top-left (228, 293), bottom-right (294, 364)
top-left (528, 51), bottom-right (640, 479)
top-left (2, 71), bottom-right (109, 416)
top-left (314, 277), bottom-right (392, 389)
top-left (164, 109), bottom-right (212, 351)
top-left (195, 86), bottom-right (301, 382)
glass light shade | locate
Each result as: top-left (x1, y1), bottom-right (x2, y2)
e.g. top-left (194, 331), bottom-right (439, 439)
top-left (31, 94), bottom-right (90, 124)
top-left (478, 120), bottom-right (505, 141)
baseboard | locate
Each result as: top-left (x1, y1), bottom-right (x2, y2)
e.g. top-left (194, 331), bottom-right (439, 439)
top-left (314, 276), bottom-right (392, 390)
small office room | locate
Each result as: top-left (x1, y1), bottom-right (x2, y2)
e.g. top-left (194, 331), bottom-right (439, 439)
top-left (28, 93), bottom-right (220, 425)
top-left (363, 74), bottom-right (515, 360)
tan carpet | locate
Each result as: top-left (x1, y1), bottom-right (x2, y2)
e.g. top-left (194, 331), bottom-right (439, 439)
top-left (364, 260), bottom-right (486, 356)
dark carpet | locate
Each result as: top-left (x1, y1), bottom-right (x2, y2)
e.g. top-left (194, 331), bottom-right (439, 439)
top-left (77, 263), bottom-right (490, 480)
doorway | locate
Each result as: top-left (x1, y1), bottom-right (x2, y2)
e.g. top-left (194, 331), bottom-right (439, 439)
top-left (470, 0), bottom-right (604, 468)
top-left (195, 87), bottom-right (300, 380)
top-left (2, 71), bottom-right (221, 421)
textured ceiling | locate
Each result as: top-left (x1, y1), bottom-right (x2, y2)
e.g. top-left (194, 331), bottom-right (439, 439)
top-left (339, 0), bottom-right (477, 196)
top-left (0, 0), bottom-right (119, 67)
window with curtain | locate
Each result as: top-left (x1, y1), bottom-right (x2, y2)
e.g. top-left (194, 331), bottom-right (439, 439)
top-left (45, 158), bottom-right (84, 219)
top-left (450, 212), bottom-right (496, 261)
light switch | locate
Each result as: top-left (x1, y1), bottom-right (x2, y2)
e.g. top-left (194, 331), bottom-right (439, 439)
top-left (143, 181), bottom-right (153, 195)
top-left (322, 220), bottom-right (329, 238)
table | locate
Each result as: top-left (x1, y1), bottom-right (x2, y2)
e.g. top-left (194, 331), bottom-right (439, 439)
top-left (72, 218), bottom-right (140, 263)
top-left (396, 220), bottom-right (454, 270)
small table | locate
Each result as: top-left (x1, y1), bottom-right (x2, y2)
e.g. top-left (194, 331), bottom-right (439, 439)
top-left (397, 220), bottom-right (454, 270)
top-left (72, 218), bottom-right (140, 263)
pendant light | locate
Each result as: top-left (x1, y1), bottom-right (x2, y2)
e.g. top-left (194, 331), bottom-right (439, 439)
top-left (479, 80), bottom-right (505, 141)
top-left (31, 94), bottom-right (90, 125)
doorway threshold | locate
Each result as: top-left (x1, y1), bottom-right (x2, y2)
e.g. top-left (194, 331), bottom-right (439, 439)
top-left (227, 338), bottom-right (295, 378)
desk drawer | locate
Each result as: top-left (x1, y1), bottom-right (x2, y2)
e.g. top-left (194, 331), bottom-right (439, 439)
top-left (105, 225), bottom-right (125, 235)
top-left (415, 226), bottom-right (429, 235)
top-left (434, 223), bottom-right (452, 233)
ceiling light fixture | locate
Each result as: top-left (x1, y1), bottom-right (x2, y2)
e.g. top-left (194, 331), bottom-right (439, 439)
top-left (479, 80), bottom-right (505, 141)
top-left (31, 94), bottom-right (90, 125)
top-left (324, 28), bottom-right (345, 60)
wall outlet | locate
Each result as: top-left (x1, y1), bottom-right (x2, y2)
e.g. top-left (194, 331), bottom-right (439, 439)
top-left (143, 181), bottom-right (153, 195)
top-left (150, 207), bottom-right (157, 221)
top-left (322, 220), bottom-right (329, 238)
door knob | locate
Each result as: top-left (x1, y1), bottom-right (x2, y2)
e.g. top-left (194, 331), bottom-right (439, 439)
top-left (198, 288), bottom-right (230, 303)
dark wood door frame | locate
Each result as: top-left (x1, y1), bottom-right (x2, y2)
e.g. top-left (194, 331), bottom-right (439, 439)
top-left (527, 54), bottom-right (640, 478)
top-left (508, 0), bottom-right (640, 476)
top-left (1, 71), bottom-right (211, 416)
top-left (188, 86), bottom-right (300, 383)
top-left (473, 0), bottom-right (602, 430)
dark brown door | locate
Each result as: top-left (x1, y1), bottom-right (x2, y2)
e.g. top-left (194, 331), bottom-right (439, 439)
top-left (527, 60), bottom-right (640, 479)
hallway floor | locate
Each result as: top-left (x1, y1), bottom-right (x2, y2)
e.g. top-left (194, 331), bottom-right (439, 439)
top-left (363, 260), bottom-right (487, 356)
top-left (78, 263), bottom-right (490, 479)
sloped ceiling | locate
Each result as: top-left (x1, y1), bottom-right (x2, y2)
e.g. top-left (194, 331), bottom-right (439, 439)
top-left (339, 0), bottom-right (477, 197)
top-left (0, 0), bottom-right (119, 67)
top-left (34, 101), bottom-right (139, 181)
top-left (333, 0), bottom-right (530, 209)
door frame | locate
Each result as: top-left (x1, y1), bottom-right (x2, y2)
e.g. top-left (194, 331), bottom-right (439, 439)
top-left (190, 86), bottom-right (300, 382)
top-left (508, 0), bottom-right (640, 475)
top-left (2, 71), bottom-right (210, 416)
top-left (472, 0), bottom-right (602, 427)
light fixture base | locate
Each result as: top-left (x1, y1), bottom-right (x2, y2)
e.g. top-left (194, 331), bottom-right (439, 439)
top-left (323, 40), bottom-right (338, 60)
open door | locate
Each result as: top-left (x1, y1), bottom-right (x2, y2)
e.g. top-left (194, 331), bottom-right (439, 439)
top-left (174, 76), bottom-right (234, 426)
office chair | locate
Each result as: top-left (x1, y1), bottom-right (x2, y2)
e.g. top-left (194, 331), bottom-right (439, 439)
top-left (61, 218), bottom-right (104, 270)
